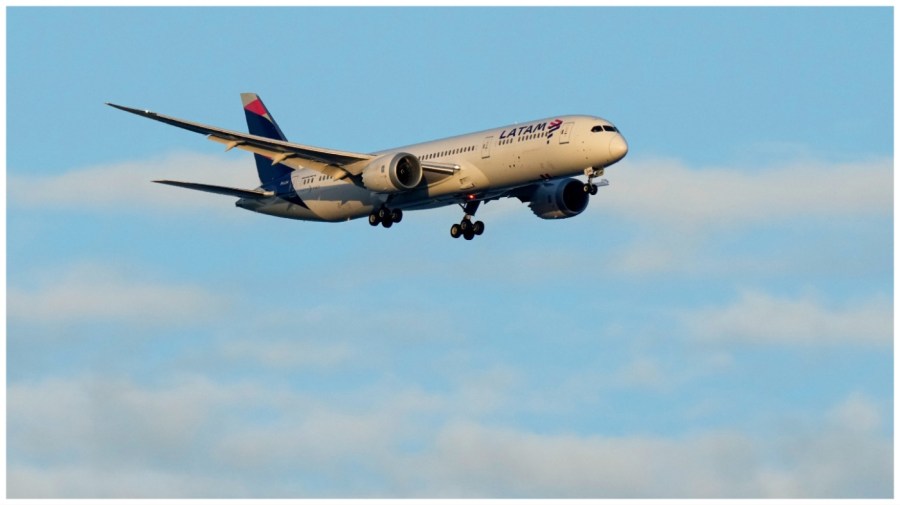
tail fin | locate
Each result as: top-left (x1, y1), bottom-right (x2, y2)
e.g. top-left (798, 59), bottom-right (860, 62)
top-left (241, 93), bottom-right (292, 185)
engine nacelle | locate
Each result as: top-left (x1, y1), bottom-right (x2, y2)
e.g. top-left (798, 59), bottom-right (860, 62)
top-left (527, 178), bottom-right (590, 219)
top-left (361, 152), bottom-right (423, 193)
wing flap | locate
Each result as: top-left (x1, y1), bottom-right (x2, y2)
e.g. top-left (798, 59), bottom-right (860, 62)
top-left (205, 135), bottom-right (353, 180)
top-left (107, 103), bottom-right (374, 178)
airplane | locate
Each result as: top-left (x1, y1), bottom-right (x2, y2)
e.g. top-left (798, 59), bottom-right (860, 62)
top-left (107, 94), bottom-right (628, 240)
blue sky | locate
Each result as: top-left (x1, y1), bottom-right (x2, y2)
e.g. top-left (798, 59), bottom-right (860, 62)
top-left (6, 6), bottom-right (893, 498)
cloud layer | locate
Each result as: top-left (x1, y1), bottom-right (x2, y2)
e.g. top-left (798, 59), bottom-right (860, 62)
top-left (7, 374), bottom-right (891, 498)
top-left (8, 262), bottom-right (231, 327)
top-left (684, 290), bottom-right (892, 346)
top-left (8, 152), bottom-right (258, 213)
top-left (600, 156), bottom-right (892, 230)
top-left (7, 151), bottom-right (891, 498)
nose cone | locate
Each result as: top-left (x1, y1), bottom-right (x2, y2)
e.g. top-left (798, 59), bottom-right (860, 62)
top-left (609, 135), bottom-right (628, 162)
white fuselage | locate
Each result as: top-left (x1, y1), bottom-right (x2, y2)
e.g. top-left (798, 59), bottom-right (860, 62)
top-left (237, 114), bottom-right (627, 221)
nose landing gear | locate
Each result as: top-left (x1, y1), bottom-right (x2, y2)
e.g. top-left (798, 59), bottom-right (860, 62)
top-left (583, 167), bottom-right (609, 196)
top-left (450, 200), bottom-right (485, 240)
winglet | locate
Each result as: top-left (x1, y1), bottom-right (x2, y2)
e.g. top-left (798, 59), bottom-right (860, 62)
top-left (106, 102), bottom-right (218, 135)
top-left (154, 180), bottom-right (274, 200)
top-left (107, 102), bottom-right (155, 116)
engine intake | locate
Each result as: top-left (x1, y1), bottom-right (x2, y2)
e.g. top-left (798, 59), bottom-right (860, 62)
top-left (527, 178), bottom-right (590, 219)
top-left (361, 152), bottom-right (423, 193)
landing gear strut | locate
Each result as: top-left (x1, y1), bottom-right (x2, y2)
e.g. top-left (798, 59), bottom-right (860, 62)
top-left (450, 200), bottom-right (485, 240)
top-left (369, 206), bottom-right (402, 229)
top-left (584, 167), bottom-right (604, 195)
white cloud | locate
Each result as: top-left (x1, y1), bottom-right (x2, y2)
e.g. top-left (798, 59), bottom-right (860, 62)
top-left (684, 289), bottom-right (892, 346)
top-left (7, 373), bottom-right (891, 498)
top-left (8, 262), bottom-right (231, 327)
top-left (416, 412), bottom-right (891, 498)
top-left (593, 156), bottom-right (892, 278)
top-left (614, 356), bottom-right (667, 390)
top-left (6, 375), bottom-right (268, 498)
top-left (826, 391), bottom-right (884, 433)
top-left (8, 151), bottom-right (259, 213)
top-left (420, 422), bottom-right (758, 497)
top-left (8, 464), bottom-right (250, 498)
top-left (599, 156), bottom-right (892, 230)
top-left (219, 339), bottom-right (355, 369)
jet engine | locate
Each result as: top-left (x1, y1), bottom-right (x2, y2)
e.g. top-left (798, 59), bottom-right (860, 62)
top-left (527, 178), bottom-right (590, 219)
top-left (361, 152), bottom-right (423, 193)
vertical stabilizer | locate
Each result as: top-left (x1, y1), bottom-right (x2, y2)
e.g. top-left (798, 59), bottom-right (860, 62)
top-left (241, 93), bottom-right (292, 184)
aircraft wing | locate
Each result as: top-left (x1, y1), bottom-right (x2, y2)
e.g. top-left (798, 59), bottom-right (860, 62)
top-left (107, 103), bottom-right (374, 181)
top-left (154, 180), bottom-right (274, 199)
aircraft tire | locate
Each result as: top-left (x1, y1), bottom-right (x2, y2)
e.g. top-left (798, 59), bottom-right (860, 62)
top-left (450, 224), bottom-right (462, 238)
top-left (463, 229), bottom-right (475, 240)
top-left (382, 217), bottom-right (393, 228)
top-left (377, 207), bottom-right (389, 220)
top-left (391, 209), bottom-right (403, 223)
top-left (473, 221), bottom-right (485, 235)
top-left (459, 219), bottom-right (471, 232)
top-left (368, 214), bottom-right (380, 226)
top-left (590, 184), bottom-right (598, 195)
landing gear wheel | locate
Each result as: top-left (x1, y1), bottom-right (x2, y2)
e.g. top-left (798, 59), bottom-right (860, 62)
top-left (390, 209), bottom-right (403, 223)
top-left (451, 200), bottom-right (483, 241)
top-left (382, 217), bottom-right (393, 228)
top-left (368, 213), bottom-right (380, 226)
top-left (583, 183), bottom-right (592, 193)
top-left (377, 207), bottom-right (389, 220)
top-left (590, 184), bottom-right (598, 195)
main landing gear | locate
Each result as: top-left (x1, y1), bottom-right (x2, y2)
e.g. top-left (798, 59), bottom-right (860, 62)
top-left (450, 200), bottom-right (485, 240)
top-left (368, 206), bottom-right (402, 228)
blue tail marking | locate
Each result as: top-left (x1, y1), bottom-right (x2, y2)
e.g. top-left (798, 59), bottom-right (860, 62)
top-left (241, 93), bottom-right (293, 185)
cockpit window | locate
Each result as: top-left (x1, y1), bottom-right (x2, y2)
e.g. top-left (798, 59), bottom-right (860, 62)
top-left (592, 125), bottom-right (619, 133)
top-left (603, 125), bottom-right (618, 132)
top-left (591, 125), bottom-right (604, 132)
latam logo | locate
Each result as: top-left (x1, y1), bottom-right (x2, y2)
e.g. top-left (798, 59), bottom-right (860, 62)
top-left (546, 119), bottom-right (563, 139)
top-left (498, 118), bottom-right (563, 140)
top-left (244, 98), bottom-right (269, 116)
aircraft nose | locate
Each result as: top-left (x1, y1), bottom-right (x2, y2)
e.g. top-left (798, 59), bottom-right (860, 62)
top-left (609, 135), bottom-right (628, 162)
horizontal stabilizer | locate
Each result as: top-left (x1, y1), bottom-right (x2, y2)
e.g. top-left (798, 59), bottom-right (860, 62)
top-left (154, 180), bottom-right (273, 199)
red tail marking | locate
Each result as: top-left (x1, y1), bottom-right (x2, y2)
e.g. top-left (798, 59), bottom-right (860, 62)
top-left (244, 99), bottom-right (268, 116)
